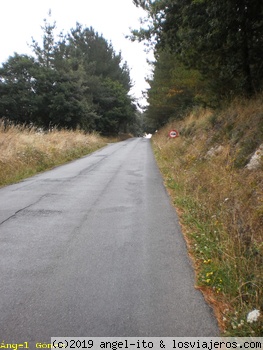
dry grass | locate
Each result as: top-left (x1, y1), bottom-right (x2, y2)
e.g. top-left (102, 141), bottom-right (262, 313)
top-left (0, 121), bottom-right (108, 187)
top-left (152, 95), bottom-right (263, 336)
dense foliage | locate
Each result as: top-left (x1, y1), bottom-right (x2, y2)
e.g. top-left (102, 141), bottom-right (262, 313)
top-left (144, 49), bottom-right (206, 129)
top-left (132, 0), bottom-right (263, 129)
top-left (0, 17), bottom-right (137, 134)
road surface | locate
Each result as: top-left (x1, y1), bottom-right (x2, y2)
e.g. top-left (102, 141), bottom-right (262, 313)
top-left (0, 138), bottom-right (218, 342)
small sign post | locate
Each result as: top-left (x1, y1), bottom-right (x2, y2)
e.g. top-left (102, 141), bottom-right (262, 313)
top-left (169, 129), bottom-right (179, 138)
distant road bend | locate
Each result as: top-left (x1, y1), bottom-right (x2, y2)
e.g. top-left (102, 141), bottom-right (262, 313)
top-left (0, 138), bottom-right (218, 341)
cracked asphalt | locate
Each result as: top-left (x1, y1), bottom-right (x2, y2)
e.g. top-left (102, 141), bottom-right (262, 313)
top-left (0, 138), bottom-right (218, 342)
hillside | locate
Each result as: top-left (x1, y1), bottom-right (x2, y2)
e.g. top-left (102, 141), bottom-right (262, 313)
top-left (152, 94), bottom-right (263, 336)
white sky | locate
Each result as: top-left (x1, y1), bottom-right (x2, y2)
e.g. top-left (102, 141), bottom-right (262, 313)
top-left (0, 0), bottom-right (153, 106)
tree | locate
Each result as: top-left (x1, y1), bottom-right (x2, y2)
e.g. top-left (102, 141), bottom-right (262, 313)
top-left (132, 0), bottom-right (263, 98)
top-left (67, 25), bottom-right (135, 134)
top-left (93, 78), bottom-right (136, 135)
top-left (0, 54), bottom-right (38, 123)
top-left (0, 16), bottom-right (137, 134)
top-left (68, 24), bottom-right (132, 90)
top-left (143, 48), bottom-right (205, 129)
top-left (31, 10), bottom-right (57, 69)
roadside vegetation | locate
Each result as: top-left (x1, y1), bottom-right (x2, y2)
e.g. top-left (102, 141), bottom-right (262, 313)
top-left (0, 14), bottom-right (140, 187)
top-left (1, 1), bottom-right (262, 335)
top-left (0, 121), bottom-right (108, 187)
top-left (0, 13), bottom-right (142, 136)
top-left (152, 94), bottom-right (263, 336)
top-left (131, 0), bottom-right (263, 335)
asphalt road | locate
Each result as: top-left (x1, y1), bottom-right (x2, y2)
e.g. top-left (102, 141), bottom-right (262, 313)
top-left (0, 138), bottom-right (219, 342)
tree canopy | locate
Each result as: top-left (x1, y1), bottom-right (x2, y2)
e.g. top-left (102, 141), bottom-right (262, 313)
top-left (132, 0), bottom-right (263, 129)
top-left (0, 17), bottom-right (137, 134)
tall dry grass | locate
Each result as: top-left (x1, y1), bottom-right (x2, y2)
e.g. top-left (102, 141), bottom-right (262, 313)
top-left (152, 96), bottom-right (263, 336)
top-left (0, 121), bottom-right (107, 187)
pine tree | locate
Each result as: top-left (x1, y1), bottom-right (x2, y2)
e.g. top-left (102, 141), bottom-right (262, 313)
top-left (132, 0), bottom-right (263, 98)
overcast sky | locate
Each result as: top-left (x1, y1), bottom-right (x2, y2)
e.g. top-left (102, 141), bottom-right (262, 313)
top-left (0, 0), bottom-right (153, 106)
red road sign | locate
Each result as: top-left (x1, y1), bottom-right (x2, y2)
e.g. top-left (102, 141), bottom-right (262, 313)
top-left (169, 129), bottom-right (179, 138)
